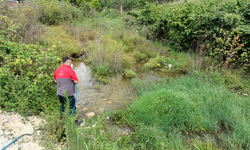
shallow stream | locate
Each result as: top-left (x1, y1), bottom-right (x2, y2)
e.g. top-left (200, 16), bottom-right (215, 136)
top-left (72, 62), bottom-right (180, 121)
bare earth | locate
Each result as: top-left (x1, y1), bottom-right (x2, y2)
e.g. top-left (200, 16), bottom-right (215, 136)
top-left (0, 109), bottom-right (43, 150)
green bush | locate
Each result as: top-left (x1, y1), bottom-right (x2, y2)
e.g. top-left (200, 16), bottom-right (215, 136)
top-left (38, 0), bottom-right (81, 25)
top-left (124, 69), bottom-right (136, 78)
top-left (121, 54), bottom-right (134, 69)
top-left (132, 51), bottom-right (147, 61)
top-left (0, 35), bottom-right (61, 115)
top-left (130, 0), bottom-right (250, 71)
top-left (91, 0), bottom-right (102, 10)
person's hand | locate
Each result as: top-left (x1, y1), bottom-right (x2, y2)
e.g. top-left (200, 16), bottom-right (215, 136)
top-left (74, 80), bottom-right (78, 84)
top-left (54, 80), bottom-right (57, 83)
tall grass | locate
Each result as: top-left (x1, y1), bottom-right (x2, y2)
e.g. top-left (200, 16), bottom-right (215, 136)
top-left (57, 96), bottom-right (135, 150)
top-left (122, 75), bottom-right (250, 149)
top-left (41, 25), bottom-right (83, 58)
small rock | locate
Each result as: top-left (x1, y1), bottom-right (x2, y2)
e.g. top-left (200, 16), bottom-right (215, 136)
top-left (103, 99), bottom-right (108, 101)
top-left (85, 112), bottom-right (95, 118)
top-left (0, 130), bottom-right (3, 136)
top-left (97, 108), bottom-right (104, 113)
top-left (243, 93), bottom-right (248, 96)
top-left (82, 107), bottom-right (88, 112)
top-left (76, 105), bottom-right (80, 108)
top-left (122, 132), bottom-right (126, 135)
top-left (107, 101), bottom-right (112, 104)
top-left (3, 119), bottom-right (8, 123)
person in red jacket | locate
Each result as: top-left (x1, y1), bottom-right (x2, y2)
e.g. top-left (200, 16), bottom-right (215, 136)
top-left (54, 57), bottom-right (78, 113)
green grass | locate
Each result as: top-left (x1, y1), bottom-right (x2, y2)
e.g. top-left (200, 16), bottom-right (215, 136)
top-left (112, 75), bottom-right (250, 149)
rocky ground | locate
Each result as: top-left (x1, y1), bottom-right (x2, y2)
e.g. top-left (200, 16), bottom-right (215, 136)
top-left (0, 109), bottom-right (43, 150)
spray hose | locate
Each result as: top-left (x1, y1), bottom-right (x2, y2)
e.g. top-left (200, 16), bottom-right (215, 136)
top-left (1, 84), bottom-right (78, 150)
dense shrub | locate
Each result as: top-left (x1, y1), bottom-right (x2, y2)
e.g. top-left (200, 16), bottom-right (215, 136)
top-left (0, 30), bottom-right (61, 115)
top-left (38, 0), bottom-right (81, 25)
top-left (129, 0), bottom-right (250, 70)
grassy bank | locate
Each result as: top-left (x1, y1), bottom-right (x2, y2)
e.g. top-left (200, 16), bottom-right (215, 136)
top-left (49, 74), bottom-right (250, 149)
top-left (110, 75), bottom-right (250, 149)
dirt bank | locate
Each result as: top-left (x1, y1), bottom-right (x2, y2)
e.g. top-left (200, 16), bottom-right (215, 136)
top-left (0, 109), bottom-right (42, 150)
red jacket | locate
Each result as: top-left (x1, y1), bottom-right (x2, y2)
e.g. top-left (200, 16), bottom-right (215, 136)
top-left (54, 64), bottom-right (78, 96)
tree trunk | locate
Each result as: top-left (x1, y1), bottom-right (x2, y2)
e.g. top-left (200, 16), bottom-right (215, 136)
top-left (120, 4), bottom-right (123, 13)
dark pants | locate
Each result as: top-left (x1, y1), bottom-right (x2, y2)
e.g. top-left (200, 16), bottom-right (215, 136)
top-left (58, 95), bottom-right (75, 114)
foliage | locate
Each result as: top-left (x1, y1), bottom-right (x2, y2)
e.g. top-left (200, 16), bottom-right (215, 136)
top-left (42, 110), bottom-right (65, 143)
top-left (99, 0), bottom-right (137, 11)
top-left (129, 0), bottom-right (250, 71)
top-left (38, 0), bottom-right (81, 25)
top-left (192, 70), bottom-right (250, 94)
top-left (94, 62), bottom-right (113, 83)
top-left (60, 102), bottom-right (135, 150)
top-left (0, 4), bottom-right (44, 43)
top-left (144, 54), bottom-right (189, 72)
top-left (90, 0), bottom-right (102, 10)
top-left (41, 25), bottom-right (83, 58)
top-left (212, 28), bottom-right (250, 70)
top-left (123, 69), bottom-right (136, 78)
top-left (87, 36), bottom-right (124, 73)
top-left (100, 8), bottom-right (122, 19)
top-left (121, 54), bottom-right (134, 69)
top-left (0, 31), bottom-right (61, 115)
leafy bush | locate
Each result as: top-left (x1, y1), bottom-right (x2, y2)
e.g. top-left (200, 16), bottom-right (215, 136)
top-left (130, 0), bottom-right (250, 71)
top-left (0, 34), bottom-right (61, 115)
top-left (124, 69), bottom-right (136, 78)
top-left (121, 54), bottom-right (134, 69)
top-left (91, 0), bottom-right (102, 10)
top-left (132, 51), bottom-right (147, 61)
top-left (38, 0), bottom-right (81, 25)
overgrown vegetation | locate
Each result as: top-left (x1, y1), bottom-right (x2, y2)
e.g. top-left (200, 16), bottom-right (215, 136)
top-left (1, 0), bottom-right (250, 149)
top-left (129, 0), bottom-right (250, 71)
top-left (111, 75), bottom-right (250, 149)
top-left (0, 16), bottom-right (61, 115)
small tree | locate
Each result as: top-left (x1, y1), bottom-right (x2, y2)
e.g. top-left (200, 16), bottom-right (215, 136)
top-left (117, 0), bottom-right (127, 13)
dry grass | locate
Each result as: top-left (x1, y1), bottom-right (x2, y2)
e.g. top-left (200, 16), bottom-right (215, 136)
top-left (41, 25), bottom-right (83, 58)
top-left (0, 1), bottom-right (44, 43)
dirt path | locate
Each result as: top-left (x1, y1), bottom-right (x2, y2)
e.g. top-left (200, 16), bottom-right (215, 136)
top-left (0, 109), bottom-right (43, 150)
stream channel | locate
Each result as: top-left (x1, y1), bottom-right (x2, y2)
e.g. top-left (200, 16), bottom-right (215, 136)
top-left (72, 61), bottom-right (180, 121)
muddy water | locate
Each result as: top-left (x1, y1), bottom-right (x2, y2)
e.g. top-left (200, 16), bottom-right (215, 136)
top-left (72, 62), bottom-right (180, 120)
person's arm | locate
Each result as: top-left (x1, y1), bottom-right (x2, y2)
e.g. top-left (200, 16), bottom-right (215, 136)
top-left (70, 70), bottom-right (79, 84)
top-left (53, 71), bottom-right (57, 83)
